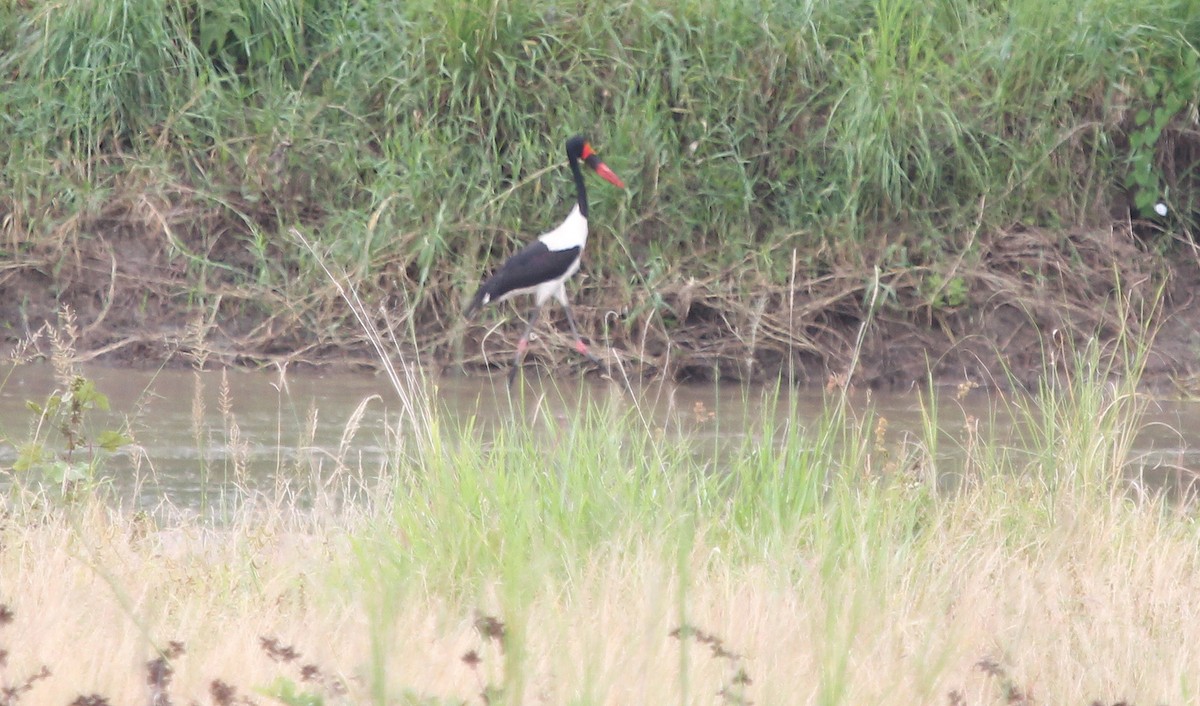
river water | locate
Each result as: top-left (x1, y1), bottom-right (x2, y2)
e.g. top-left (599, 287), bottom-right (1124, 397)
top-left (1, 363), bottom-right (1198, 511)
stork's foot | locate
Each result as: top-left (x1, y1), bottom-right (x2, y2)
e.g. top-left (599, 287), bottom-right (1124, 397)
top-left (574, 338), bottom-right (601, 365)
top-left (507, 337), bottom-right (530, 388)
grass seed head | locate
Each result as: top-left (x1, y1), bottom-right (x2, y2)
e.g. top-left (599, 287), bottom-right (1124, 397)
top-left (209, 680), bottom-right (237, 706)
top-left (473, 613), bottom-right (506, 643)
top-left (259, 636), bottom-right (301, 662)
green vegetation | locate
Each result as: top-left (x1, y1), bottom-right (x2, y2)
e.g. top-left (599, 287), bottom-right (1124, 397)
top-left (2, 3), bottom-right (1199, 695)
top-left (3, 310), bottom-right (133, 491)
top-left (2, 309), bottom-right (1198, 703)
top-left (1, 0), bottom-right (1197, 378)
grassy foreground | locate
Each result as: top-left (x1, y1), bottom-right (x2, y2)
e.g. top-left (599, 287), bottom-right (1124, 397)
top-left (2, 331), bottom-right (1199, 705)
top-left (1, 0), bottom-right (1198, 379)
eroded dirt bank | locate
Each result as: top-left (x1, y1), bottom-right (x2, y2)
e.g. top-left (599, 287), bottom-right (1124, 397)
top-left (3, 218), bottom-right (1197, 392)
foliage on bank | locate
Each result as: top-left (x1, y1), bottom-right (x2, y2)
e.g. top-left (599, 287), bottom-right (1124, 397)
top-left (1, 0), bottom-right (1198, 379)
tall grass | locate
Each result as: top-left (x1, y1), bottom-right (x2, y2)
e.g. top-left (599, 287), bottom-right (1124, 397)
top-left (0, 268), bottom-right (1183, 705)
top-left (1, 334), bottom-right (1196, 703)
top-left (0, 285), bottom-right (1188, 679)
top-left (1, 0), bottom-right (1195, 373)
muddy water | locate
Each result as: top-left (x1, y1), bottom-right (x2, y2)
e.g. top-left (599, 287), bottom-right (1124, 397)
top-left (1, 364), bottom-right (1199, 510)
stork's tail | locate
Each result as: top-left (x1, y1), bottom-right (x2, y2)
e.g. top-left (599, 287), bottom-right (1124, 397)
top-left (464, 288), bottom-right (487, 319)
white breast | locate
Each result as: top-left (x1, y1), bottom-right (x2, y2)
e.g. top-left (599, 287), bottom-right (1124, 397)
top-left (538, 204), bottom-right (588, 252)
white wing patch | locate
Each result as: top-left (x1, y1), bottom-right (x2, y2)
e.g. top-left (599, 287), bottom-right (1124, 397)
top-left (537, 205), bottom-right (589, 252)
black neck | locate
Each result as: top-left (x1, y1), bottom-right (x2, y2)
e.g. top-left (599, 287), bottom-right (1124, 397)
top-left (570, 157), bottom-right (589, 219)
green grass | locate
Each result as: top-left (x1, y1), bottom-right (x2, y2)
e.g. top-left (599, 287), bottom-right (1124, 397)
top-left (2, 319), bottom-right (1195, 703)
top-left (1, 0), bottom-right (1197, 375)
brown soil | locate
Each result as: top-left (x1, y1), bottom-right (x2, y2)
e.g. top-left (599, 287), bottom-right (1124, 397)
top-left (3, 217), bottom-right (1199, 391)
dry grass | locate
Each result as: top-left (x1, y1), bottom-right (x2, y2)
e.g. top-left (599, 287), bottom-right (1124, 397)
top-left (1, 306), bottom-right (1192, 704)
top-left (1, 479), bottom-right (1197, 705)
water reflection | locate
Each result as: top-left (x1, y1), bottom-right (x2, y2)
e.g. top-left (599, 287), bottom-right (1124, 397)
top-left (1, 363), bottom-right (1198, 510)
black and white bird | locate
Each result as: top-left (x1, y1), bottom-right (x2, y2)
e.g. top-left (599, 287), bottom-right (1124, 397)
top-left (466, 135), bottom-right (625, 384)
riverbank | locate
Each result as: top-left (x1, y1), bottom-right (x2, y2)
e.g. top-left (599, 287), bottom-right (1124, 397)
top-left (2, 0), bottom-right (1198, 388)
top-left (5, 217), bottom-right (1198, 391)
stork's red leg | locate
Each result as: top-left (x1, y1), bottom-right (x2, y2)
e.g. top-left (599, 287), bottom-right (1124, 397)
top-left (508, 304), bottom-right (544, 387)
top-left (562, 301), bottom-right (600, 364)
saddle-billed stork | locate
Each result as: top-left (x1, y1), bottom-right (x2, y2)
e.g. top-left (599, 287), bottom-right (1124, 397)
top-left (466, 135), bottom-right (625, 384)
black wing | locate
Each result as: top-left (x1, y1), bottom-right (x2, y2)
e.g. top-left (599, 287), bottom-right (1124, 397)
top-left (467, 240), bottom-right (581, 314)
